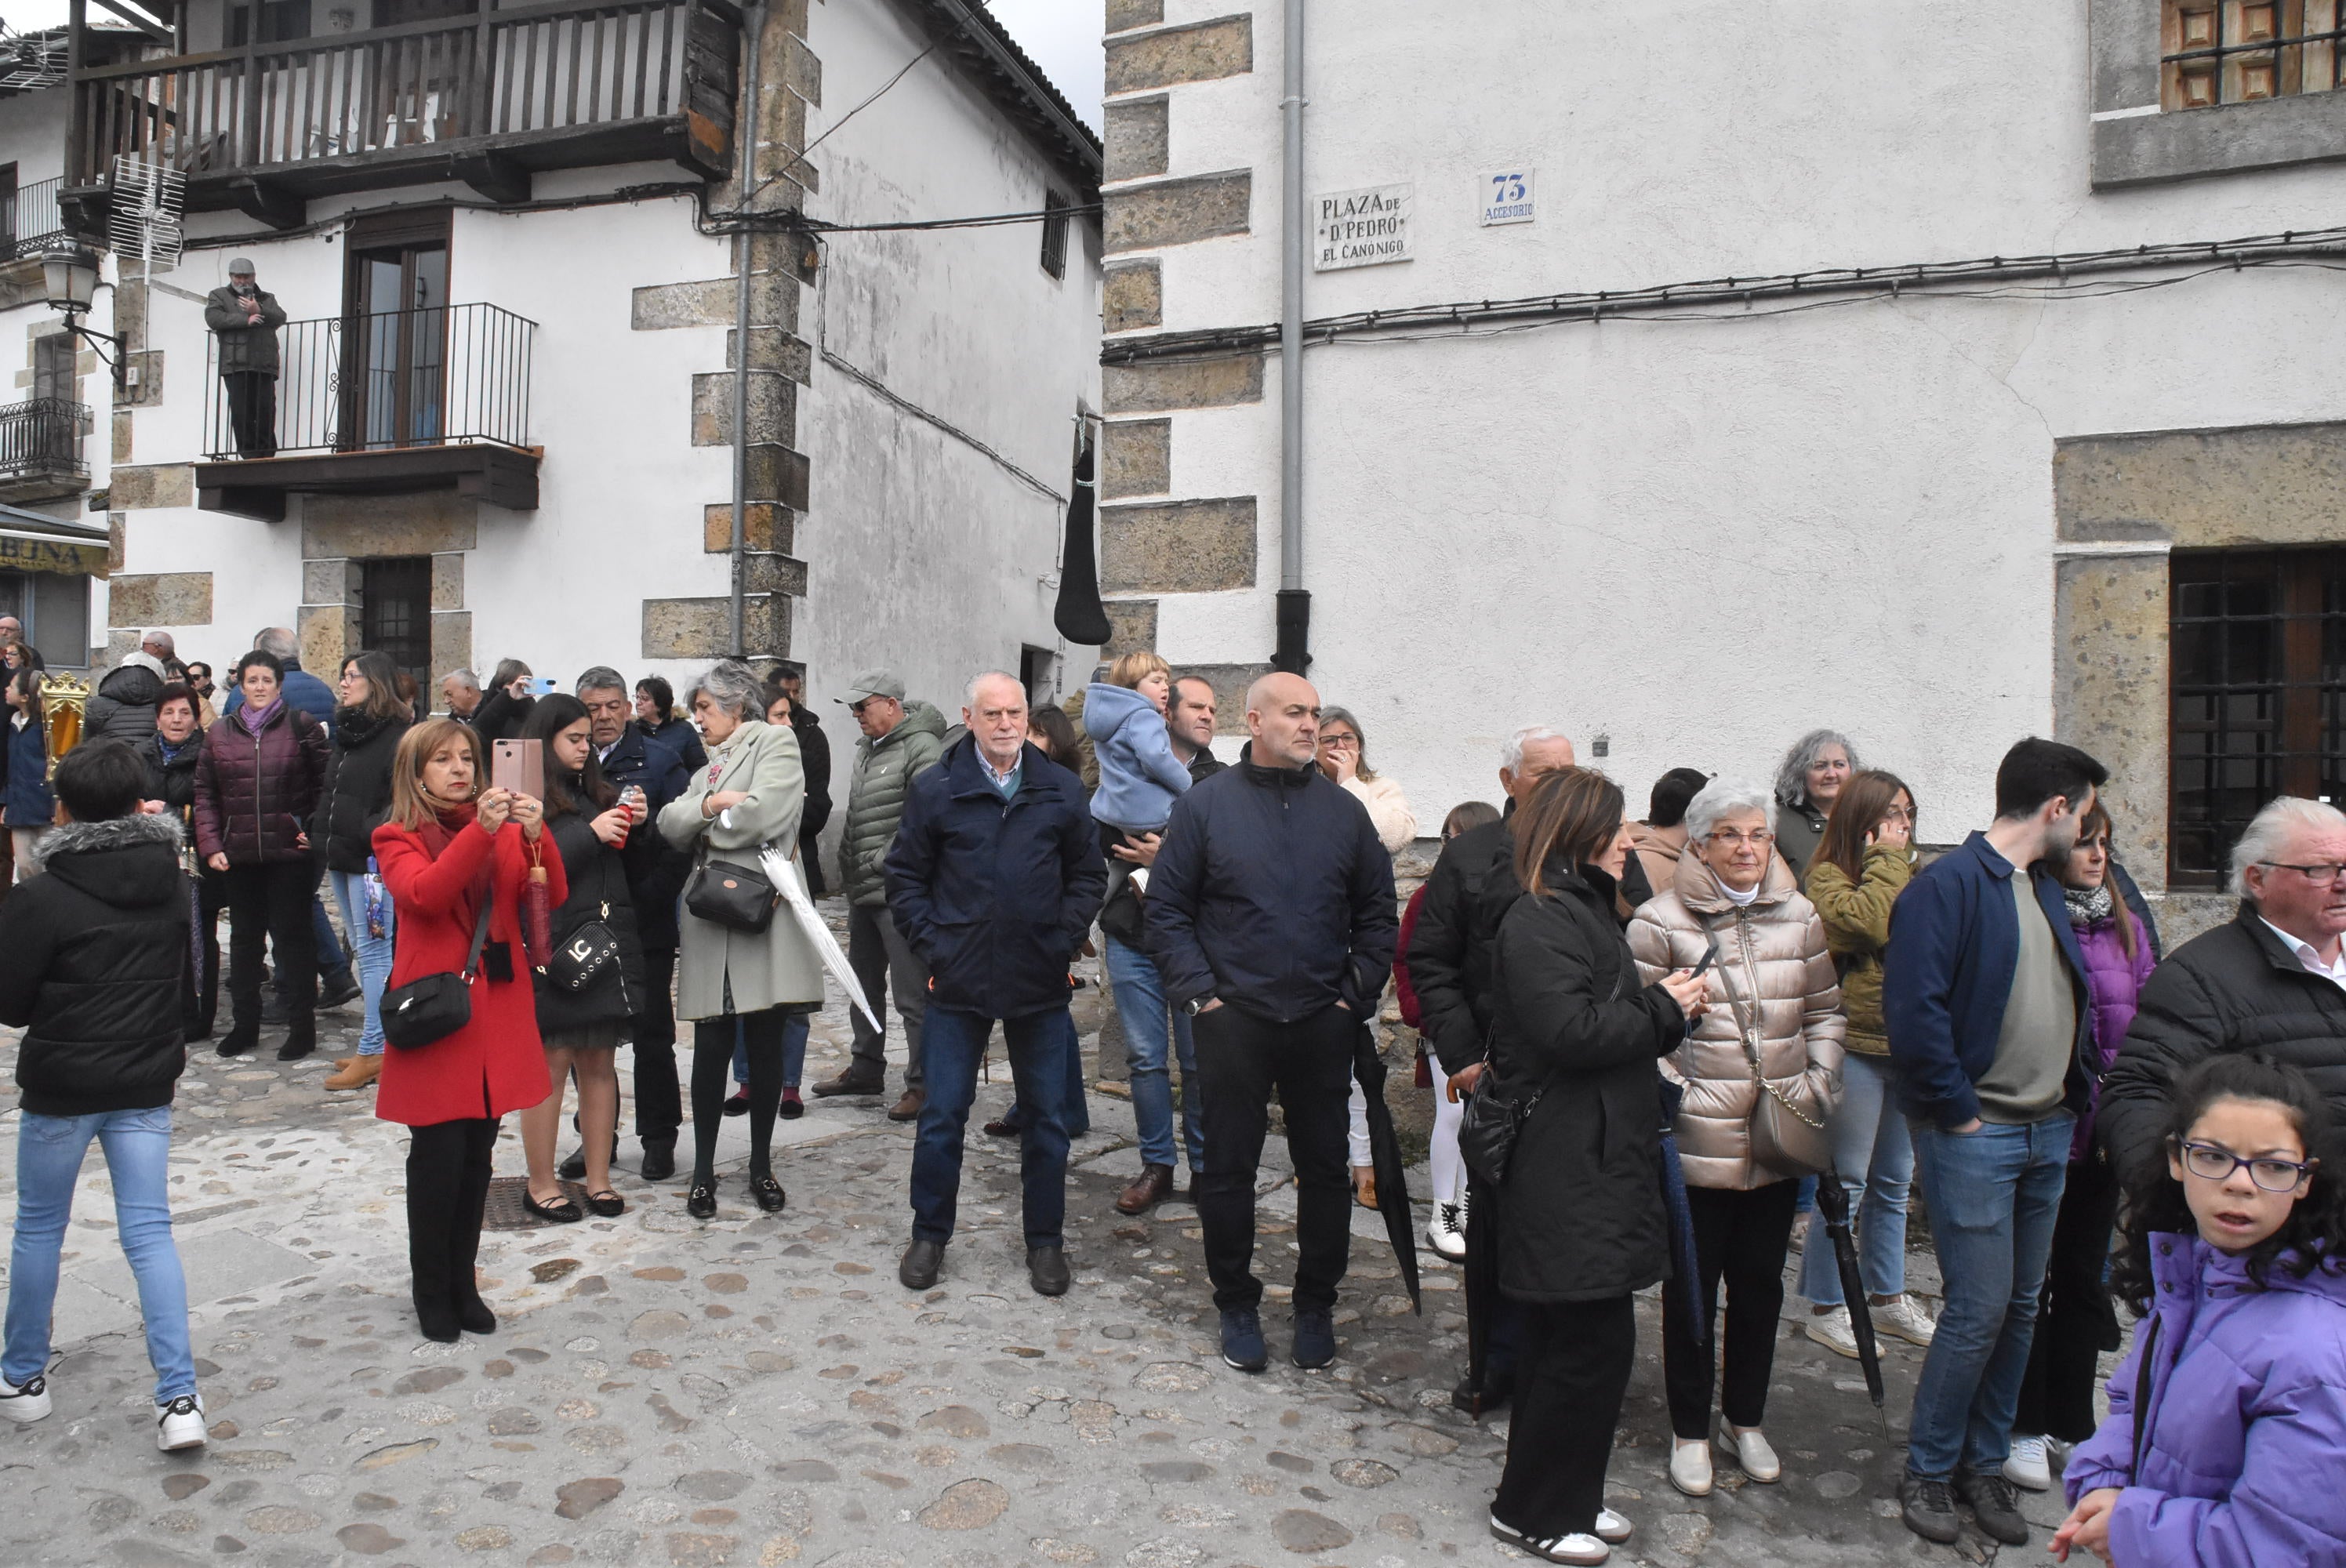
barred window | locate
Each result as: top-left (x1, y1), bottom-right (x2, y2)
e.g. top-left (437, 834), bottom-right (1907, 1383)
top-left (2164, 1), bottom-right (2346, 109)
top-left (1040, 190), bottom-right (1069, 281)
top-left (2169, 547), bottom-right (2346, 884)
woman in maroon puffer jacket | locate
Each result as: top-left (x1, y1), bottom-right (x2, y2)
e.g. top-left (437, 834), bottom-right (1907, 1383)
top-left (194, 649), bottom-right (329, 1062)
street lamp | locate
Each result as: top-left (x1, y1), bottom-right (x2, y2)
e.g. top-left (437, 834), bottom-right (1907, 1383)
top-left (39, 242), bottom-right (125, 388)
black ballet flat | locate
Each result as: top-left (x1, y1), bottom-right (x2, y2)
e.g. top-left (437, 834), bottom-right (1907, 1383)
top-left (750, 1174), bottom-right (786, 1213)
top-left (584, 1189), bottom-right (626, 1218)
top-left (522, 1190), bottom-right (583, 1225)
top-left (687, 1181), bottom-right (717, 1221)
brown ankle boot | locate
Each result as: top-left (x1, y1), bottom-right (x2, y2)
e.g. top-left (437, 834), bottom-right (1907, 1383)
top-left (1117, 1163), bottom-right (1175, 1215)
top-left (323, 1055), bottom-right (383, 1091)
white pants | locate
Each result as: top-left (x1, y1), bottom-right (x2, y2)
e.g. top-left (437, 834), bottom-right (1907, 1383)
top-left (1348, 1062), bottom-right (1467, 1206)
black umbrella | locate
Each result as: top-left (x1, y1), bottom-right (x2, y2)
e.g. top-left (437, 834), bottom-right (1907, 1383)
top-left (1810, 1167), bottom-right (1890, 1437)
top-left (1460, 1168), bottom-right (1500, 1417)
top-left (1351, 1022), bottom-right (1422, 1316)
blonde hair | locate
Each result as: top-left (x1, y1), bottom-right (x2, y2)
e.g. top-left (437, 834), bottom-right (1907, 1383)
top-left (387, 718), bottom-right (484, 830)
top-left (1108, 651), bottom-right (1171, 690)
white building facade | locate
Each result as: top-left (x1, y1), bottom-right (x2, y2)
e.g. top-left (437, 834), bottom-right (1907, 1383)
top-left (1100, 0), bottom-right (2346, 922)
top-left (13, 0), bottom-right (1099, 742)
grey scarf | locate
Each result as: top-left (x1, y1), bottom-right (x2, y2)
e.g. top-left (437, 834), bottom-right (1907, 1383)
top-left (2065, 884), bottom-right (2115, 927)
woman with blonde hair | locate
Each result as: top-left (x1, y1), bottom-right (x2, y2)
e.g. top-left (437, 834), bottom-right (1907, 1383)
top-left (370, 717), bottom-right (557, 1341)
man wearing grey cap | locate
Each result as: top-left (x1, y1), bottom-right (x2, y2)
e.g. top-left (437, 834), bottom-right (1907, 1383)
top-left (819, 669), bottom-right (947, 1119)
top-left (205, 259), bottom-right (285, 459)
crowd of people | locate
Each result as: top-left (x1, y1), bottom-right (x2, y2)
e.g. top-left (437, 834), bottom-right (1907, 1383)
top-left (2, 622), bottom-right (2343, 1568)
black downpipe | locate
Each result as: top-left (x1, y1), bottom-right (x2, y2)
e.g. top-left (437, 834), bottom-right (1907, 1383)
top-left (1273, 587), bottom-right (1312, 675)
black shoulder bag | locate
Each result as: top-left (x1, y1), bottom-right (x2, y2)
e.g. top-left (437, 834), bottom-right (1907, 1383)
top-left (381, 889), bottom-right (494, 1050)
top-left (1457, 925), bottom-right (1626, 1189)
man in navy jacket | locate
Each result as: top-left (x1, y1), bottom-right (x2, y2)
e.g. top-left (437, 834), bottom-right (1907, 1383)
top-left (1144, 672), bottom-right (1397, 1376)
top-left (1883, 736), bottom-right (2105, 1549)
top-left (884, 673), bottom-right (1104, 1299)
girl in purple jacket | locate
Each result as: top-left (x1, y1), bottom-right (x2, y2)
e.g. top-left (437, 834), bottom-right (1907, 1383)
top-left (2051, 1054), bottom-right (2346, 1566)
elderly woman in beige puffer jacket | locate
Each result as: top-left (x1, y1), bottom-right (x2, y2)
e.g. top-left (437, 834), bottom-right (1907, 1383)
top-left (1629, 779), bottom-right (1844, 1502)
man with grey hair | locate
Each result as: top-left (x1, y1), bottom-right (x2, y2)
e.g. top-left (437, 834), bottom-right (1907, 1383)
top-left (205, 257), bottom-right (285, 458)
top-left (140, 630), bottom-right (176, 662)
top-left (441, 669), bottom-right (483, 724)
top-left (2101, 794), bottom-right (2346, 1171)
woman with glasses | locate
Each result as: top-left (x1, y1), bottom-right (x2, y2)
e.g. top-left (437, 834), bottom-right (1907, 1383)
top-left (182, 662), bottom-right (218, 727)
top-left (2006, 798), bottom-right (2163, 1491)
top-left (1628, 779), bottom-right (1843, 1498)
top-left (1798, 771), bottom-right (1939, 1357)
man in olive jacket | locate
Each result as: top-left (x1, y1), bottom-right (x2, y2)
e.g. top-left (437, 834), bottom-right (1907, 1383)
top-left (816, 669), bottom-right (946, 1116)
top-left (204, 259), bottom-right (285, 459)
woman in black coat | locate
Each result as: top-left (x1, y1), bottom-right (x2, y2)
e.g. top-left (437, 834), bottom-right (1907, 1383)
top-left (1487, 767), bottom-right (1706, 1564)
top-left (316, 652), bottom-right (413, 1089)
top-left (140, 683), bottom-right (223, 1040)
top-left (519, 695), bottom-right (645, 1221)
top-left (470, 659), bottom-right (539, 744)
top-left (771, 687), bottom-right (833, 899)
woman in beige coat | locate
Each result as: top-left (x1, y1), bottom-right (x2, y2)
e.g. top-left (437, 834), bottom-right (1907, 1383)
top-left (659, 660), bottom-right (824, 1222)
top-left (1629, 779), bottom-right (1844, 1501)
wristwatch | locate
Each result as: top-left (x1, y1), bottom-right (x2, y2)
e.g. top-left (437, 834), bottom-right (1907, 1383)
top-left (1184, 996), bottom-right (1215, 1016)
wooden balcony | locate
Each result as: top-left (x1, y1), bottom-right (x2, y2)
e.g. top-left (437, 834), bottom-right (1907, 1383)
top-left (66, 0), bottom-right (739, 225)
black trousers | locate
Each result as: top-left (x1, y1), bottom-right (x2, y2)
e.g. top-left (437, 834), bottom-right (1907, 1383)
top-left (632, 945), bottom-right (681, 1145)
top-left (223, 371), bottom-right (277, 458)
top-left (405, 1117), bottom-right (499, 1326)
top-left (1192, 1002), bottom-right (1354, 1313)
top-left (1494, 1294), bottom-right (1637, 1537)
top-left (2014, 1149), bottom-right (2123, 1443)
top-left (181, 869), bottom-right (225, 1037)
top-left (1663, 1178), bottom-right (1801, 1438)
top-left (691, 1008), bottom-right (784, 1183)
top-left (224, 859), bottom-right (314, 1033)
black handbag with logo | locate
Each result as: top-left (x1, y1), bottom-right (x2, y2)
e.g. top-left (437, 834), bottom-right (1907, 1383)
top-left (550, 914), bottom-right (623, 993)
top-left (381, 891), bottom-right (494, 1050)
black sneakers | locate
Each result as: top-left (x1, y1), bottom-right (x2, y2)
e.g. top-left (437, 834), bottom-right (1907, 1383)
top-left (1219, 1308), bottom-right (1267, 1373)
top-left (1956, 1468), bottom-right (2030, 1545)
top-left (1291, 1308), bottom-right (1335, 1370)
top-left (1900, 1472), bottom-right (1961, 1544)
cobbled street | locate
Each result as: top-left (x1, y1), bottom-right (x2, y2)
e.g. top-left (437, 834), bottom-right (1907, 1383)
top-left (1, 924), bottom-right (2084, 1568)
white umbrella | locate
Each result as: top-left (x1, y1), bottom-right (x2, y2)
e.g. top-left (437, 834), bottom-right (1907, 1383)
top-left (761, 844), bottom-right (881, 1033)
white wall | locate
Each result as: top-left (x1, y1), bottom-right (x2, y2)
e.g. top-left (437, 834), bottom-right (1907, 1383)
top-left (1121, 0), bottom-right (2346, 837)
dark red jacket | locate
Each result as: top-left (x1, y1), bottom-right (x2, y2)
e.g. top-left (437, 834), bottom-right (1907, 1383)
top-left (372, 814), bottom-right (565, 1127)
top-left (192, 705), bottom-right (329, 865)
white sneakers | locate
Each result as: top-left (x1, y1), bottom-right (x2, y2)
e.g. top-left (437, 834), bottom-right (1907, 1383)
top-left (1719, 1416), bottom-right (1781, 1483)
top-left (157, 1392), bottom-right (208, 1451)
top-left (1426, 1197), bottom-right (1468, 1260)
top-left (2003, 1433), bottom-right (2054, 1491)
top-left (1804, 1306), bottom-right (1862, 1358)
top-left (1805, 1295), bottom-right (1939, 1357)
top-left (1592, 1508), bottom-right (1633, 1544)
top-left (1491, 1513), bottom-right (1614, 1565)
top-left (0, 1371), bottom-right (50, 1425)
top-left (1669, 1439), bottom-right (1714, 1496)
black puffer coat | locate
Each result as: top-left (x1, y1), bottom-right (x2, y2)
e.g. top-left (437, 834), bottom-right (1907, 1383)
top-left (82, 658), bottom-right (166, 744)
top-left (192, 702), bottom-right (329, 864)
top-left (313, 707), bottom-right (412, 873)
top-left (2101, 900), bottom-right (2346, 1172)
top-left (1491, 858), bottom-right (1687, 1304)
top-left (0, 812), bottom-right (190, 1116)
top-left (531, 804), bottom-right (646, 1033)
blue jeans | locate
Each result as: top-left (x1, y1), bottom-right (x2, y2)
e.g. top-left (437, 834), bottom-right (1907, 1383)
top-left (1103, 934), bottom-right (1200, 1172)
top-left (910, 1005), bottom-right (1072, 1249)
top-left (329, 869), bottom-right (395, 1057)
top-left (1905, 1113), bottom-right (2073, 1481)
top-left (5, 1107), bottom-right (195, 1403)
top-left (734, 1012), bottom-right (809, 1088)
top-left (1801, 1054), bottom-right (1915, 1304)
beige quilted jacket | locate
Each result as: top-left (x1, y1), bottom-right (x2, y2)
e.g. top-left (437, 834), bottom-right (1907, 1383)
top-left (1628, 852), bottom-right (1846, 1189)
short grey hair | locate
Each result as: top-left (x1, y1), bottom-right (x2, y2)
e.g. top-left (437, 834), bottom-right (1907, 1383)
top-left (1685, 779), bottom-right (1778, 843)
top-left (1502, 724), bottom-right (1570, 774)
top-left (255, 626), bottom-right (298, 661)
top-left (1774, 728), bottom-right (1861, 808)
top-left (966, 670), bottom-right (1025, 708)
top-left (142, 630), bottom-right (176, 657)
top-left (2231, 796), bottom-right (2346, 898)
top-left (443, 668), bottom-right (480, 692)
top-left (575, 665), bottom-right (627, 699)
top-left (688, 659), bottom-right (764, 720)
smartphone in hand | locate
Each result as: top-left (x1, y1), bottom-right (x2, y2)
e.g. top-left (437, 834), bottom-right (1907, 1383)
top-left (492, 738), bottom-right (543, 801)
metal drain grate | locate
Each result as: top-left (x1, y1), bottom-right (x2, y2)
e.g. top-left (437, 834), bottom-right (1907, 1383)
top-left (481, 1175), bottom-right (595, 1232)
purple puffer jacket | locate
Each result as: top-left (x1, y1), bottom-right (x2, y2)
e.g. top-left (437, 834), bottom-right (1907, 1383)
top-left (2071, 913), bottom-right (2157, 1161)
top-left (2065, 1234), bottom-right (2346, 1566)
top-left (192, 705), bottom-right (329, 865)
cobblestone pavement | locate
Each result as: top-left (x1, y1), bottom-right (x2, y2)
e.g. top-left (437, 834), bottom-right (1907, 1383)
top-left (1, 935), bottom-right (2091, 1567)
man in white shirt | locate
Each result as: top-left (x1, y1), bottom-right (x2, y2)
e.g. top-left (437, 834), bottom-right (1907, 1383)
top-left (2103, 795), bottom-right (2346, 1168)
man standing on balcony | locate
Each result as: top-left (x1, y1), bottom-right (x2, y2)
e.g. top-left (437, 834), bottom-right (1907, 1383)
top-left (205, 260), bottom-right (285, 460)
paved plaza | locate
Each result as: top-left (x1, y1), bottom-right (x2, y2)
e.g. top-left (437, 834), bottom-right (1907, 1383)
top-left (1, 952), bottom-right (2084, 1568)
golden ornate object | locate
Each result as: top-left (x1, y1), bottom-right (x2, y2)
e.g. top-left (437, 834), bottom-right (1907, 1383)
top-left (38, 672), bottom-right (88, 780)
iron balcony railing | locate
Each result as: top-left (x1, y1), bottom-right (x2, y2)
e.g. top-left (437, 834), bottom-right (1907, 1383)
top-left (2, 178), bottom-right (70, 260)
top-left (0, 397), bottom-right (93, 483)
top-left (70, 0), bottom-right (739, 186)
top-left (201, 302), bottom-right (534, 461)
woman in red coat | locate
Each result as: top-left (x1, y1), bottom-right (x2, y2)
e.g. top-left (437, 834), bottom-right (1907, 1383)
top-left (371, 717), bottom-right (563, 1342)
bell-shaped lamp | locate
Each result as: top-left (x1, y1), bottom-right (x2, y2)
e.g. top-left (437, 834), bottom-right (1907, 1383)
top-left (41, 243), bottom-right (101, 314)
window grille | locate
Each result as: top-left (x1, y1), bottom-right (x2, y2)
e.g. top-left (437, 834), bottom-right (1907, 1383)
top-left (1040, 190), bottom-right (1069, 281)
top-left (2163, 1), bottom-right (2346, 108)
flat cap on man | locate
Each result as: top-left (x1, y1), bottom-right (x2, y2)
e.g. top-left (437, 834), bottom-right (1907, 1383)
top-left (228, 258), bottom-right (256, 274)
top-left (838, 669), bottom-right (906, 704)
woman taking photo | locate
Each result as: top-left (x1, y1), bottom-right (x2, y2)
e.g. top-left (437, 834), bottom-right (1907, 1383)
top-left (2008, 800), bottom-right (2162, 1491)
top-left (193, 649), bottom-right (329, 1060)
top-left (470, 659), bottom-right (538, 743)
top-left (371, 719), bottom-right (557, 1341)
top-left (1799, 771), bottom-right (1937, 1356)
top-left (316, 652), bottom-right (412, 1092)
top-left (658, 661), bottom-right (824, 1221)
top-left (518, 695), bottom-right (645, 1221)
top-left (1489, 767), bottom-right (1708, 1565)
top-left (1628, 779), bottom-right (1844, 1499)
top-left (1770, 729), bottom-right (1859, 877)
top-left (140, 684), bottom-right (223, 1040)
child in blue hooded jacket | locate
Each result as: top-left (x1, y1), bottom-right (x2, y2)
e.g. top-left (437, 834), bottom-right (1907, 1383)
top-left (1085, 652), bottom-right (1191, 841)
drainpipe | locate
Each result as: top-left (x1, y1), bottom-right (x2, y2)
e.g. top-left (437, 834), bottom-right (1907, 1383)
top-left (729, 1), bottom-right (767, 661)
top-left (1272, 0), bottom-right (1309, 675)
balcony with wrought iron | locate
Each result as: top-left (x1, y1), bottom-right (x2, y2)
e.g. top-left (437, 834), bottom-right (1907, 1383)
top-left (66, 0), bottom-right (739, 227)
top-left (3, 179), bottom-right (72, 261)
top-left (194, 300), bottom-right (538, 521)
top-left (0, 396), bottom-right (94, 504)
